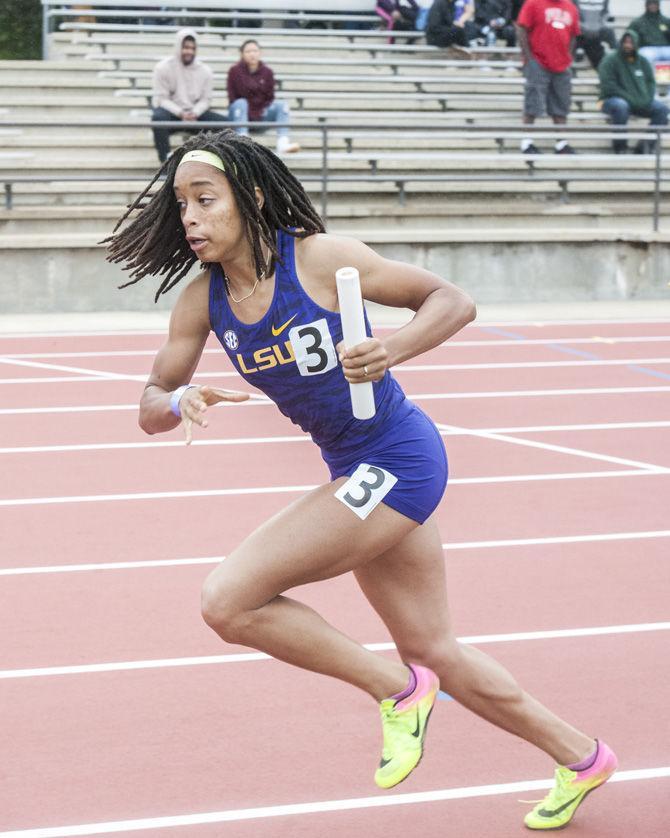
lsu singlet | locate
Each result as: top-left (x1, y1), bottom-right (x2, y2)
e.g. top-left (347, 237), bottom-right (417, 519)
top-left (208, 229), bottom-right (414, 466)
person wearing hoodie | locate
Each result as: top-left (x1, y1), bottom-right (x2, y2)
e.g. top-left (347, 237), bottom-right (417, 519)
top-left (426, 0), bottom-right (477, 50)
top-left (629, 0), bottom-right (670, 63)
top-left (599, 29), bottom-right (668, 152)
top-left (151, 29), bottom-right (226, 163)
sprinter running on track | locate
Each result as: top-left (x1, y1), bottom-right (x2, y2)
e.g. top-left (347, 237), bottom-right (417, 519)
top-left (105, 129), bottom-right (617, 830)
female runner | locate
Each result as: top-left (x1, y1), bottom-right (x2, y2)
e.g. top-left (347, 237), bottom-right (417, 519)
top-left (106, 129), bottom-right (616, 830)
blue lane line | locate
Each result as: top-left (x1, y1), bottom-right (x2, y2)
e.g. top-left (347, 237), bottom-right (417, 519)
top-left (480, 325), bottom-right (670, 384)
top-left (480, 327), bottom-right (527, 341)
top-left (626, 365), bottom-right (670, 381)
top-left (438, 690), bottom-right (454, 702)
top-left (547, 343), bottom-right (600, 360)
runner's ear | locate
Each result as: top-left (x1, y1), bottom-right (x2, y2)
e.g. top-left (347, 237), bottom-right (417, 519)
top-left (254, 186), bottom-right (265, 210)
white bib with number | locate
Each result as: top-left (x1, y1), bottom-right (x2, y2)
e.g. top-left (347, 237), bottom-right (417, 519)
top-left (289, 318), bottom-right (338, 377)
top-left (334, 463), bottom-right (398, 520)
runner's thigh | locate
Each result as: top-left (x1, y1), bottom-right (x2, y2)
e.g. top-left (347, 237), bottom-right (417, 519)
top-left (203, 478), bottom-right (419, 612)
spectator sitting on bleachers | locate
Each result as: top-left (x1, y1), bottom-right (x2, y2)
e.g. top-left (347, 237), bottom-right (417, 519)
top-left (473, 0), bottom-right (516, 46)
top-left (227, 39), bottom-right (300, 155)
top-left (416, 0), bottom-right (435, 31)
top-left (151, 29), bottom-right (226, 164)
top-left (599, 29), bottom-right (668, 152)
top-left (575, 0), bottom-right (616, 68)
top-left (426, 0), bottom-right (477, 49)
top-left (376, 0), bottom-right (419, 41)
top-left (629, 0), bottom-right (670, 64)
top-left (516, 0), bottom-right (581, 154)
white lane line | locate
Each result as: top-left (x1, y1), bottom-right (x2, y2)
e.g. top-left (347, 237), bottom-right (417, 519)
top-left (411, 386), bottom-right (670, 400)
top-left (2, 529), bottom-right (670, 576)
top-left (0, 769), bottom-right (667, 838)
top-left (0, 435), bottom-right (309, 455)
top-left (399, 357), bottom-right (670, 370)
top-left (2, 422), bottom-right (669, 456)
top-left (444, 420), bottom-right (670, 434)
top-left (435, 423), bottom-right (667, 473)
top-left (4, 357), bottom-right (670, 384)
top-left (0, 357), bottom-right (142, 382)
top-left (0, 469), bottom-right (666, 508)
top-left (2, 622), bottom-right (669, 680)
top-left (2, 385), bottom-right (670, 416)
top-left (0, 377), bottom-right (134, 385)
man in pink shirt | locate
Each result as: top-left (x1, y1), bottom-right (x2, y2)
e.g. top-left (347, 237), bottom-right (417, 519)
top-left (516, 0), bottom-right (581, 153)
top-left (227, 40), bottom-right (300, 154)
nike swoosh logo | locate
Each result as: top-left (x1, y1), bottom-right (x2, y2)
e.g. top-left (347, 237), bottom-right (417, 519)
top-left (379, 757), bottom-right (392, 768)
top-left (538, 793), bottom-right (582, 818)
top-left (411, 709), bottom-right (422, 738)
top-left (271, 314), bottom-right (298, 336)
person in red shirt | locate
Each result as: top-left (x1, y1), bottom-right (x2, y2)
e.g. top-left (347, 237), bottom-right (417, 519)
top-left (516, 0), bottom-right (581, 153)
top-left (227, 39), bottom-right (300, 154)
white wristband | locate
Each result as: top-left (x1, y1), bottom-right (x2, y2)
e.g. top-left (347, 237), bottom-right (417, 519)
top-left (170, 384), bottom-right (197, 418)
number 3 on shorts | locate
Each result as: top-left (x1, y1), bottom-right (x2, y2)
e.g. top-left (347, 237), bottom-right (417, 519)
top-left (334, 463), bottom-right (398, 520)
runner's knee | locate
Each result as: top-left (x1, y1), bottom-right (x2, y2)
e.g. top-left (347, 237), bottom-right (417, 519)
top-left (397, 637), bottom-right (462, 674)
top-left (201, 574), bottom-right (252, 640)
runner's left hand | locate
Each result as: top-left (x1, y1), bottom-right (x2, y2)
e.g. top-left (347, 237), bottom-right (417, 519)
top-left (337, 338), bottom-right (388, 383)
top-left (180, 385), bottom-right (249, 445)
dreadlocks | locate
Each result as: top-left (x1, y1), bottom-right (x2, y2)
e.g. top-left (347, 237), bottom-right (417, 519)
top-left (104, 129), bottom-right (325, 302)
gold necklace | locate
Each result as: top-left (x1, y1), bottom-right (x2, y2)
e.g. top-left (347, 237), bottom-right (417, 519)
top-left (223, 252), bottom-right (268, 304)
top-left (224, 274), bottom-right (260, 303)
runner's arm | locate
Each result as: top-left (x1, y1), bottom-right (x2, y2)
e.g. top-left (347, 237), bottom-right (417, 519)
top-left (139, 273), bottom-right (212, 435)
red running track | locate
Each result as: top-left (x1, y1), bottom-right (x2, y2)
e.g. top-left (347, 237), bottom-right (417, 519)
top-left (1, 317), bottom-right (669, 837)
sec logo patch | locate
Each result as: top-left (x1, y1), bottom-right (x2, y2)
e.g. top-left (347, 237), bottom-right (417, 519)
top-left (223, 330), bottom-right (239, 350)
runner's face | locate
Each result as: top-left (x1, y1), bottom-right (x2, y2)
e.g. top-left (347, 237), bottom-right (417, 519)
top-left (173, 162), bottom-right (245, 262)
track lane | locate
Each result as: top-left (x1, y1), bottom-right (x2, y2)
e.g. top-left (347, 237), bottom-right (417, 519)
top-left (1, 633), bottom-right (665, 833)
top-left (1, 540), bottom-right (669, 671)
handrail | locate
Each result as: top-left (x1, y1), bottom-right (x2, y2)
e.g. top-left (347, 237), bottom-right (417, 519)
top-left (1, 119), bottom-right (666, 230)
top-left (42, 1), bottom-right (382, 58)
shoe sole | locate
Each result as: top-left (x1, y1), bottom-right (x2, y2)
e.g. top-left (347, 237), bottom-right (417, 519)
top-left (524, 771), bottom-right (616, 831)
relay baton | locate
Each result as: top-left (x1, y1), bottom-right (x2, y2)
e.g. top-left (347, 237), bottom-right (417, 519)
top-left (335, 266), bottom-right (376, 420)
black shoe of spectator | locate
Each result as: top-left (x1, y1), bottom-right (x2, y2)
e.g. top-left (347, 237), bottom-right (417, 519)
top-left (523, 143), bottom-right (543, 154)
top-left (613, 140), bottom-right (628, 154)
top-left (555, 143), bottom-right (576, 154)
top-left (634, 139), bottom-right (656, 155)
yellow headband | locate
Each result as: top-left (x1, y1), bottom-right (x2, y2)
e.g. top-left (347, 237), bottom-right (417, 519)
top-left (177, 149), bottom-right (226, 172)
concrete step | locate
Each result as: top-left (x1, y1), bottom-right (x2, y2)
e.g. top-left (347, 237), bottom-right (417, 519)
top-left (1, 201), bottom-right (665, 235)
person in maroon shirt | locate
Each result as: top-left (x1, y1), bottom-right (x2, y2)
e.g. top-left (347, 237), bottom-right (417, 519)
top-left (516, 0), bottom-right (581, 153)
top-left (227, 39), bottom-right (300, 154)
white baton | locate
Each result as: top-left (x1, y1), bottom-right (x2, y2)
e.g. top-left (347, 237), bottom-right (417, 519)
top-left (336, 266), bottom-right (376, 420)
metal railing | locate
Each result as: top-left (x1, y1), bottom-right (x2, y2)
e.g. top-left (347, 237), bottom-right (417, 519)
top-left (41, 0), bottom-right (380, 60)
top-left (2, 120), bottom-right (668, 230)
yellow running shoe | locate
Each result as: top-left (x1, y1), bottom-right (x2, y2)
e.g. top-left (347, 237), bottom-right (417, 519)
top-left (524, 740), bottom-right (618, 830)
top-left (374, 663), bottom-right (440, 789)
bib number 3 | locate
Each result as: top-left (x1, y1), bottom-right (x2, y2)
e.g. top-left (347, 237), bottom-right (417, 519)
top-left (334, 464), bottom-right (398, 520)
top-left (289, 318), bottom-right (337, 376)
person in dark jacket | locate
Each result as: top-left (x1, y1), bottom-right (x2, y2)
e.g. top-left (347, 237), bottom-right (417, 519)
top-left (629, 0), bottom-right (670, 63)
top-left (376, 0), bottom-right (419, 40)
top-left (599, 29), bottom-right (669, 152)
top-left (227, 39), bottom-right (300, 154)
top-left (474, 0), bottom-right (516, 46)
top-left (426, 0), bottom-right (477, 49)
top-left (575, 0), bottom-right (617, 68)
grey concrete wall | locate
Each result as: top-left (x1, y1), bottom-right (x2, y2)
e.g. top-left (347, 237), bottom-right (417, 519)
top-left (1, 237), bottom-right (668, 313)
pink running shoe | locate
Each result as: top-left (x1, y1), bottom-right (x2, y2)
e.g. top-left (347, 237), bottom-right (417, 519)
top-left (374, 663), bottom-right (440, 789)
top-left (524, 740), bottom-right (618, 830)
